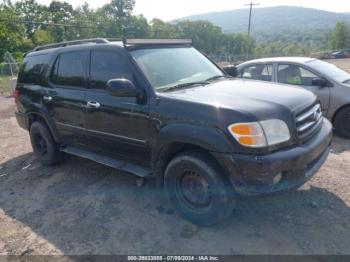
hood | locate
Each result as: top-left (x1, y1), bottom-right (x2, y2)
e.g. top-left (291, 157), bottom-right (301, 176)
top-left (161, 79), bottom-right (316, 115)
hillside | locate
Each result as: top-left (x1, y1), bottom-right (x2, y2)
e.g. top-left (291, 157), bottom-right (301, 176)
top-left (176, 6), bottom-right (350, 43)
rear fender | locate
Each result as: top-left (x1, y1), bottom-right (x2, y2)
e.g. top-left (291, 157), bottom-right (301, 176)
top-left (25, 103), bottom-right (60, 142)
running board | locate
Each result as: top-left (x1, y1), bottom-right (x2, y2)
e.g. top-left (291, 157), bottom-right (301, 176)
top-left (60, 146), bottom-right (153, 178)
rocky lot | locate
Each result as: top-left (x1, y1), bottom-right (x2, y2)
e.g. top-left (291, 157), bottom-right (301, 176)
top-left (0, 59), bottom-right (350, 255)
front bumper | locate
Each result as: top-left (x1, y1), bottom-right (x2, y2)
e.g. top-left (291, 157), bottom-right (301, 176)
top-left (215, 119), bottom-right (333, 196)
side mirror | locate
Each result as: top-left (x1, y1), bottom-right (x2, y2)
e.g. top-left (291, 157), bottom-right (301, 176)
top-left (223, 65), bottom-right (238, 77)
top-left (107, 78), bottom-right (138, 97)
top-left (312, 77), bottom-right (328, 87)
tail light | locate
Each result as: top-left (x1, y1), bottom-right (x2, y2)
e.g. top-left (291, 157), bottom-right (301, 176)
top-left (13, 88), bottom-right (20, 104)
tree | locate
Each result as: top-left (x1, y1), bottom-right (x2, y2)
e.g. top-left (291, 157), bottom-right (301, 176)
top-left (103, 0), bottom-right (135, 35)
top-left (0, 4), bottom-right (29, 62)
top-left (126, 15), bottom-right (150, 38)
top-left (47, 1), bottom-right (75, 41)
top-left (177, 20), bottom-right (223, 55)
top-left (33, 29), bottom-right (54, 45)
top-left (329, 22), bottom-right (349, 50)
top-left (150, 19), bottom-right (182, 38)
top-left (14, 0), bottom-right (47, 39)
top-left (0, 0), bottom-right (337, 64)
top-left (73, 3), bottom-right (101, 39)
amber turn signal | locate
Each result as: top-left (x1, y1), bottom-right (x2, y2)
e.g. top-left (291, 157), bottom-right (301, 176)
top-left (228, 122), bottom-right (267, 148)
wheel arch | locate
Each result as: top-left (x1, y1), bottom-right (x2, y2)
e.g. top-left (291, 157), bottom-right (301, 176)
top-left (331, 104), bottom-right (350, 124)
top-left (27, 112), bottom-right (60, 142)
top-left (151, 123), bottom-right (235, 182)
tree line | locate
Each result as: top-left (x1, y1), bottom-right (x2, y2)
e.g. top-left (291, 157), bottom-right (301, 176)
top-left (0, 0), bottom-right (349, 63)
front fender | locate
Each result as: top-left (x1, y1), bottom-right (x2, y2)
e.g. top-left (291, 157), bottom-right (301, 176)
top-left (155, 123), bottom-right (234, 154)
top-left (151, 123), bottom-right (236, 182)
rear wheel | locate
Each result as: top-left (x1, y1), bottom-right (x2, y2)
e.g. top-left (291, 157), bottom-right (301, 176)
top-left (334, 107), bottom-right (350, 139)
top-left (29, 121), bottom-right (63, 166)
top-left (164, 150), bottom-right (236, 226)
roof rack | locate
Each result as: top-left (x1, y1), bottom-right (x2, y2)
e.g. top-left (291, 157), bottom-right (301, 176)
top-left (31, 38), bottom-right (192, 52)
top-left (123, 38), bottom-right (192, 46)
top-left (33, 38), bottom-right (109, 52)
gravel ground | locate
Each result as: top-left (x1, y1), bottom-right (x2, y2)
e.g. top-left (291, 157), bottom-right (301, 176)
top-left (0, 59), bottom-right (349, 255)
top-left (327, 58), bottom-right (350, 73)
top-left (0, 96), bottom-right (349, 256)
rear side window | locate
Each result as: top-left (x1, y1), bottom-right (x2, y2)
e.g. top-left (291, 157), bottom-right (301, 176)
top-left (51, 52), bottom-right (85, 87)
top-left (89, 50), bottom-right (129, 89)
top-left (18, 55), bottom-right (47, 85)
top-left (241, 64), bottom-right (273, 82)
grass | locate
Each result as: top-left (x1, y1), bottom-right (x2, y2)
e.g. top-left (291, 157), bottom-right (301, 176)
top-left (0, 76), bottom-right (13, 95)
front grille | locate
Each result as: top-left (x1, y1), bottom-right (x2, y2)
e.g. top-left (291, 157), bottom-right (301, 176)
top-left (295, 103), bottom-right (323, 142)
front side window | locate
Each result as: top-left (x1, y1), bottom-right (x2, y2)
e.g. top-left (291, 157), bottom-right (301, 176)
top-left (90, 51), bottom-right (130, 89)
top-left (51, 52), bottom-right (85, 87)
top-left (241, 64), bottom-right (272, 82)
top-left (278, 64), bottom-right (318, 86)
top-left (130, 47), bottom-right (223, 91)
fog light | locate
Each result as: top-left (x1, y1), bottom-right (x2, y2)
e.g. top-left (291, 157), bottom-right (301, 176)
top-left (273, 173), bottom-right (283, 185)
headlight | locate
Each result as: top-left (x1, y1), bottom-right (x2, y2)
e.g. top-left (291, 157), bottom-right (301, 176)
top-left (228, 119), bottom-right (290, 148)
top-left (259, 119), bottom-right (291, 146)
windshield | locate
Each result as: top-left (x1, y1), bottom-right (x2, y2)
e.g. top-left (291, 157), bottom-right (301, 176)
top-left (307, 59), bottom-right (350, 84)
top-left (130, 47), bottom-right (224, 91)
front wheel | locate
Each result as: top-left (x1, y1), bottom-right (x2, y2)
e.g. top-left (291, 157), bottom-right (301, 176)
top-left (164, 150), bottom-right (236, 226)
top-left (334, 107), bottom-right (350, 139)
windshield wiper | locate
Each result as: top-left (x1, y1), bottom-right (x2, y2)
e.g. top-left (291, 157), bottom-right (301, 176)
top-left (159, 81), bottom-right (209, 92)
top-left (343, 79), bottom-right (350, 84)
top-left (205, 75), bottom-right (231, 82)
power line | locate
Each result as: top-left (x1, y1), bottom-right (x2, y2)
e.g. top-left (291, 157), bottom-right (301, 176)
top-left (244, 2), bottom-right (260, 59)
top-left (244, 2), bottom-right (260, 38)
top-left (0, 17), bottom-right (183, 34)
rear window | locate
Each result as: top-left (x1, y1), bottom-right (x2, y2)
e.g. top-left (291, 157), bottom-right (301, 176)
top-left (241, 64), bottom-right (273, 82)
top-left (18, 55), bottom-right (48, 85)
top-left (51, 51), bottom-right (85, 87)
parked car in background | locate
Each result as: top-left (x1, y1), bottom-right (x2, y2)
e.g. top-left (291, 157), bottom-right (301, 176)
top-left (15, 39), bottom-right (332, 225)
top-left (235, 57), bottom-right (350, 138)
top-left (331, 50), bottom-right (349, 59)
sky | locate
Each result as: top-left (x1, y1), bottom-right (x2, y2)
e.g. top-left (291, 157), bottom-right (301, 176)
top-left (37, 0), bottom-right (350, 21)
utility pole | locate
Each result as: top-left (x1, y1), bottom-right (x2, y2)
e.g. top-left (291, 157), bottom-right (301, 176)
top-left (244, 2), bottom-right (260, 59)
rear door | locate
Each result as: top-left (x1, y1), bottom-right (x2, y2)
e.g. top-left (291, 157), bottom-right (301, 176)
top-left (46, 50), bottom-right (88, 146)
top-left (276, 63), bottom-right (330, 113)
top-left (84, 48), bottom-right (152, 166)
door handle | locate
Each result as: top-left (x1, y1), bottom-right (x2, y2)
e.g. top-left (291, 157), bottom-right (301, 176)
top-left (86, 101), bottom-right (101, 109)
top-left (43, 96), bottom-right (53, 102)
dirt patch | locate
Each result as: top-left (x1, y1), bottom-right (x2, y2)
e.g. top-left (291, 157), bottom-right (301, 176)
top-left (0, 96), bottom-right (350, 255)
top-left (327, 58), bottom-right (350, 73)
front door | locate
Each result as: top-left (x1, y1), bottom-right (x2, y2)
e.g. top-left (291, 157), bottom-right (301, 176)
top-left (276, 63), bottom-right (330, 113)
top-left (84, 48), bottom-right (152, 166)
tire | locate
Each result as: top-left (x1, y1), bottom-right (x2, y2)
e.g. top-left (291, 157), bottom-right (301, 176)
top-left (164, 150), bottom-right (236, 226)
top-left (29, 121), bottom-right (63, 166)
top-left (334, 107), bottom-right (350, 139)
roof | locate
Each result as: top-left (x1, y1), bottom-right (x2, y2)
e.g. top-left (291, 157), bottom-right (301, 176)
top-left (239, 57), bottom-right (317, 66)
top-left (29, 38), bottom-right (192, 53)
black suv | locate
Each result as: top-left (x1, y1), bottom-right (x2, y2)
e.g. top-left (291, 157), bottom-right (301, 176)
top-left (15, 38), bottom-right (332, 225)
